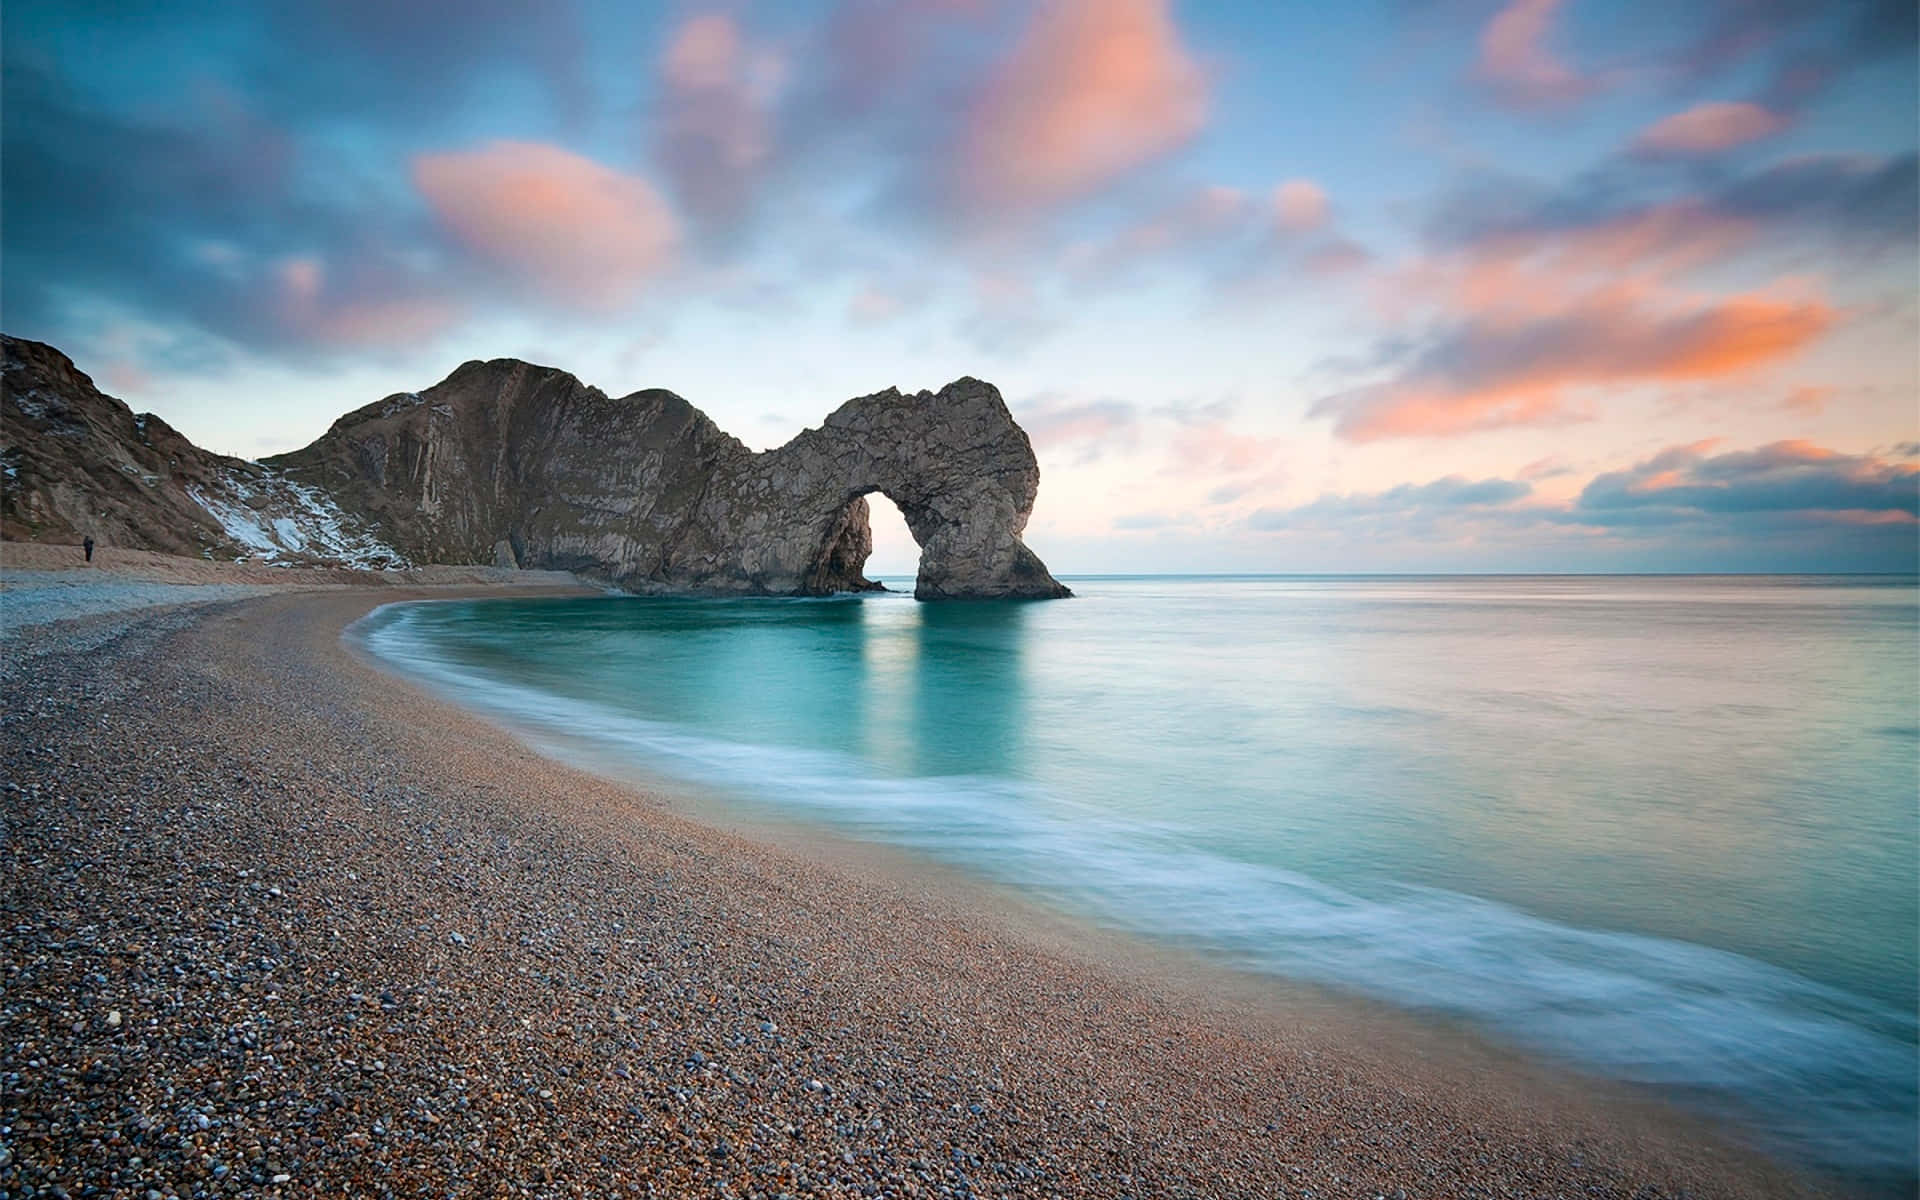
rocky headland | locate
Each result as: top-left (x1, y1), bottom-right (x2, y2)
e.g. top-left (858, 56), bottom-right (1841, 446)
top-left (0, 336), bottom-right (1068, 600)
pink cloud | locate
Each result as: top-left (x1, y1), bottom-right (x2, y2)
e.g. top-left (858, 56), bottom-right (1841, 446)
top-left (1303, 236), bottom-right (1371, 277)
top-left (847, 283), bottom-right (917, 324)
top-left (1164, 422), bottom-right (1283, 475)
top-left (102, 361), bottom-right (152, 396)
top-left (1272, 179), bottom-right (1327, 232)
top-left (1633, 102), bottom-right (1788, 156)
top-left (1319, 288), bottom-right (1835, 441)
top-left (1782, 384), bottom-right (1832, 414)
top-left (664, 13), bottom-right (741, 89)
top-left (655, 14), bottom-right (781, 236)
top-left (1315, 181), bottom-right (1848, 441)
top-left (269, 255), bottom-right (461, 347)
top-left (1066, 184), bottom-right (1248, 280)
top-left (1518, 455), bottom-right (1577, 481)
top-left (1015, 393), bottom-right (1138, 462)
top-left (1477, 0), bottom-right (1590, 110)
top-left (956, 0), bottom-right (1208, 218)
top-left (413, 141), bottom-right (678, 309)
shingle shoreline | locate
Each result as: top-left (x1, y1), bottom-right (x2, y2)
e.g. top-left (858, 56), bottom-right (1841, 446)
top-left (0, 589), bottom-right (1813, 1198)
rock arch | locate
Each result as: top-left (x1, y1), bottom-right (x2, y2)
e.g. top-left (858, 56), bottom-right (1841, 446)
top-left (671, 378), bottom-right (1072, 599)
top-left (229, 351), bottom-right (1070, 599)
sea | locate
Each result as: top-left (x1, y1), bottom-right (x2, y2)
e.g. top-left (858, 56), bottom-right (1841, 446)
top-left (352, 575), bottom-right (1919, 1189)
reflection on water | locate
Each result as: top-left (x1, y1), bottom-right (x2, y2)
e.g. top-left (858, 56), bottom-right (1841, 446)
top-left (355, 576), bottom-right (1920, 1190)
top-left (862, 598), bottom-right (1033, 778)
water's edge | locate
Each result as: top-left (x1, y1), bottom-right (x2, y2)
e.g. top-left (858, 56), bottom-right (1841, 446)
top-left (345, 591), bottom-right (1917, 1193)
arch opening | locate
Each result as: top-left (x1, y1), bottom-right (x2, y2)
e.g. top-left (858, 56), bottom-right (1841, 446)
top-left (801, 488), bottom-right (926, 595)
top-left (863, 491), bottom-right (920, 586)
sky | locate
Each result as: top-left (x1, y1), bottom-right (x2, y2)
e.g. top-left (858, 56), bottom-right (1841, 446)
top-left (4, 0), bottom-right (1916, 574)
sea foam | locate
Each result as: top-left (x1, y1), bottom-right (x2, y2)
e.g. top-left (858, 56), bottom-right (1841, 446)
top-left (354, 599), bottom-right (1918, 1185)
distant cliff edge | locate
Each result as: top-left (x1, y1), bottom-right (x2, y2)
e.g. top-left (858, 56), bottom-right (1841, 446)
top-left (0, 335), bottom-right (1070, 600)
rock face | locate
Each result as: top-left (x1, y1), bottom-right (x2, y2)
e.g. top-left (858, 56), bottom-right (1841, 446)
top-left (3, 335), bottom-right (1070, 599)
top-left (2, 335), bottom-right (231, 554)
top-left (1, 336), bottom-right (408, 566)
top-left (668, 378), bottom-right (1070, 599)
top-left (274, 359), bottom-right (1069, 599)
top-left (267, 357), bottom-right (738, 583)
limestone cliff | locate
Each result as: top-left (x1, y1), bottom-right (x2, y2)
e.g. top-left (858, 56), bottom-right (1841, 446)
top-left (2, 336), bottom-right (1070, 599)
top-left (0, 336), bottom-right (404, 566)
top-left (672, 379), bottom-right (1069, 599)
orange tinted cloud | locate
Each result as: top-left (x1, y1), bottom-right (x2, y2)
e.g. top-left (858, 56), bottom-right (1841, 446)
top-left (1430, 205), bottom-right (1758, 309)
top-left (1322, 177), bottom-right (1842, 442)
top-left (1655, 296), bottom-right (1833, 378)
top-left (1633, 102), bottom-right (1787, 156)
top-left (957, 0), bottom-right (1207, 217)
top-left (1319, 290), bottom-right (1834, 440)
top-left (413, 141), bottom-right (677, 309)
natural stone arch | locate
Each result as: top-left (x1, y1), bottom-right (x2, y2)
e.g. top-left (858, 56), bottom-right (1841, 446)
top-left (252, 351), bottom-right (1070, 599)
top-left (673, 378), bottom-right (1071, 599)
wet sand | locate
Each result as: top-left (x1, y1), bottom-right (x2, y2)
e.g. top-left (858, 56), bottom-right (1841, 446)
top-left (0, 581), bottom-right (1824, 1198)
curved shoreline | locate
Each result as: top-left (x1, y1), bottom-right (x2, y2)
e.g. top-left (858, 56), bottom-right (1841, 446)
top-left (1, 585), bottom-right (1826, 1197)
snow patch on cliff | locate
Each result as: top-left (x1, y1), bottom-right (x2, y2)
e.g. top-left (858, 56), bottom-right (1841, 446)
top-left (188, 469), bottom-right (408, 568)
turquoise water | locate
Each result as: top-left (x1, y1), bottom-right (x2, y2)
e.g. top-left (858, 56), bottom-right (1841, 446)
top-left (354, 576), bottom-right (1919, 1186)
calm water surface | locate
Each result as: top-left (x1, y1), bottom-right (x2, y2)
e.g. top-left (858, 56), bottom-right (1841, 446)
top-left (355, 575), bottom-right (1919, 1186)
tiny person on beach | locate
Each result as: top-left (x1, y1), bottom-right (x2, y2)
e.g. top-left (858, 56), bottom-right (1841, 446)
top-left (83, 536), bottom-right (94, 563)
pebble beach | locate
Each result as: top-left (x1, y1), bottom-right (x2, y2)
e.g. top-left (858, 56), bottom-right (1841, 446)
top-left (0, 567), bottom-right (1822, 1198)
